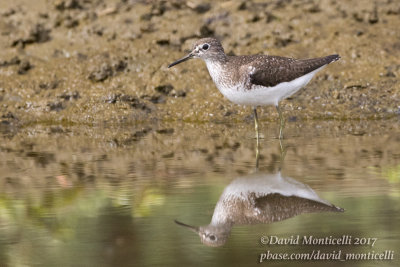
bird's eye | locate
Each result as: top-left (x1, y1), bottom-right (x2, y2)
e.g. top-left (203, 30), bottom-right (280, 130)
top-left (202, 44), bottom-right (210, 50)
top-left (209, 235), bottom-right (216, 241)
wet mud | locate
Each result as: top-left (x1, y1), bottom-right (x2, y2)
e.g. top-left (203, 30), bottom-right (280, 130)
top-left (0, 0), bottom-right (398, 129)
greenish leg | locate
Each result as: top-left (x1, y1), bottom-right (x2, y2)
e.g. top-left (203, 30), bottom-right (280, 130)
top-left (253, 108), bottom-right (260, 144)
top-left (255, 140), bottom-right (260, 170)
top-left (254, 107), bottom-right (260, 170)
top-left (278, 138), bottom-right (287, 171)
top-left (276, 104), bottom-right (285, 140)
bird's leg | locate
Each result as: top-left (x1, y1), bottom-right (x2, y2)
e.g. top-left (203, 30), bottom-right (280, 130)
top-left (253, 107), bottom-right (260, 170)
top-left (278, 138), bottom-right (287, 171)
top-left (276, 104), bottom-right (285, 140)
top-left (255, 134), bottom-right (260, 171)
top-left (253, 107), bottom-right (260, 144)
top-left (255, 142), bottom-right (260, 170)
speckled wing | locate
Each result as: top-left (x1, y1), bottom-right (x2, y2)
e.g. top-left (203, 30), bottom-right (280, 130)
top-left (241, 193), bottom-right (343, 224)
top-left (249, 55), bottom-right (340, 87)
top-left (232, 193), bottom-right (343, 225)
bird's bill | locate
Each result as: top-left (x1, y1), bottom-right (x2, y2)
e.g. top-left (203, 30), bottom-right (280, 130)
top-left (168, 53), bottom-right (193, 68)
top-left (174, 220), bottom-right (199, 233)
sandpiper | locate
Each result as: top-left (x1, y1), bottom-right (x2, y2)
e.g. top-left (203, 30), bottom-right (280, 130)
top-left (175, 172), bottom-right (343, 247)
top-left (168, 38), bottom-right (340, 140)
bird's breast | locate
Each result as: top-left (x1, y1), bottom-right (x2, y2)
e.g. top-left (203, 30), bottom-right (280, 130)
top-left (205, 61), bottom-right (238, 93)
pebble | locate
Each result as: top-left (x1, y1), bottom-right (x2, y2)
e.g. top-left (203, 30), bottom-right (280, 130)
top-left (17, 60), bottom-right (32, 75)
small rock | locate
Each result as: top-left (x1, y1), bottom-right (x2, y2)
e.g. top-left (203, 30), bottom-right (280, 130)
top-left (155, 84), bottom-right (174, 95)
top-left (1, 112), bottom-right (15, 119)
top-left (150, 1), bottom-right (167, 16)
top-left (224, 110), bottom-right (233, 116)
top-left (199, 24), bottom-right (214, 37)
top-left (162, 152), bottom-right (174, 158)
top-left (384, 65), bottom-right (398, 77)
top-left (28, 24), bottom-right (51, 43)
top-left (112, 59), bottom-right (128, 72)
top-left (204, 11), bottom-right (229, 24)
top-left (352, 12), bottom-right (364, 22)
top-left (156, 128), bottom-right (174, 135)
top-left (132, 127), bottom-right (152, 140)
top-left (140, 94), bottom-right (166, 104)
top-left (2, 8), bottom-right (16, 17)
top-left (9, 56), bottom-right (21, 65)
top-left (17, 60), bottom-right (32, 75)
top-left (385, 70), bottom-right (396, 77)
top-left (11, 24), bottom-right (51, 47)
top-left (140, 24), bottom-right (156, 33)
top-left (237, 1), bottom-right (248, 10)
top-left (97, 6), bottom-right (118, 17)
top-left (187, 2), bottom-right (211, 14)
top-left (368, 7), bottom-right (379, 24)
top-left (355, 30), bottom-right (364, 36)
top-left (47, 101), bottom-right (64, 111)
top-left (55, 0), bottom-right (82, 11)
top-left (0, 56), bottom-right (20, 67)
top-left (124, 18), bottom-right (133, 24)
top-left (307, 4), bottom-right (321, 13)
top-left (344, 84), bottom-right (368, 89)
top-left (50, 126), bottom-right (65, 133)
top-left (77, 53), bottom-right (88, 60)
top-left (64, 16), bottom-right (79, 28)
top-left (140, 13), bottom-right (152, 21)
top-left (332, 90), bottom-right (340, 99)
top-left (38, 13), bottom-right (49, 19)
top-left (247, 14), bottom-right (261, 23)
top-left (39, 79), bottom-right (60, 90)
top-left (122, 31), bottom-right (142, 41)
top-left (90, 25), bottom-right (105, 36)
top-left (265, 12), bottom-right (278, 23)
top-left (105, 93), bottom-right (118, 104)
top-left (156, 39), bottom-right (170, 46)
top-left (118, 95), bottom-right (151, 112)
top-left (58, 91), bottom-right (80, 100)
top-left (231, 142), bottom-right (240, 151)
top-left (386, 5), bottom-right (400, 15)
top-left (274, 34), bottom-right (293, 47)
top-left (171, 89), bottom-right (186, 97)
top-left (0, 111), bottom-right (18, 125)
top-left (88, 63), bottom-right (113, 82)
top-left (149, 94), bottom-right (166, 104)
top-left (119, 94), bottom-right (135, 102)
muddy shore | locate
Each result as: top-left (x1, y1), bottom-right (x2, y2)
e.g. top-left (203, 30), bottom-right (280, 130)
top-left (0, 0), bottom-right (399, 127)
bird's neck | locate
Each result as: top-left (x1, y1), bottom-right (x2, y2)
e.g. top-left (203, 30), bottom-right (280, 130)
top-left (204, 57), bottom-right (228, 85)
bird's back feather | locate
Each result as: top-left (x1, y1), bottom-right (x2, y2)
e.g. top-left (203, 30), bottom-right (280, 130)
top-left (241, 54), bottom-right (340, 87)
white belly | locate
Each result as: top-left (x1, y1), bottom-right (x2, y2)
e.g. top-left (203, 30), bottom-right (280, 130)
top-left (215, 66), bottom-right (325, 107)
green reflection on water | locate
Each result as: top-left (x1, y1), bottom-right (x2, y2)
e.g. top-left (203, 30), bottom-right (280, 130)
top-left (0, 121), bottom-right (399, 266)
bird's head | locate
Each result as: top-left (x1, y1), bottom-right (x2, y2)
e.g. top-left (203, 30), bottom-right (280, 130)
top-left (168, 38), bottom-right (225, 68)
top-left (174, 219), bottom-right (231, 247)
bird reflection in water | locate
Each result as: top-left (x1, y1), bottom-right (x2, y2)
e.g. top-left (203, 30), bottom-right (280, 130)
top-left (175, 141), bottom-right (344, 247)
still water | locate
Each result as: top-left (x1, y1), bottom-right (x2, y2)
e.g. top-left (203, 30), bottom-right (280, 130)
top-left (0, 119), bottom-right (399, 266)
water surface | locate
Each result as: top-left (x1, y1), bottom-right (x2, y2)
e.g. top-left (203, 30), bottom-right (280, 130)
top-left (0, 120), bottom-right (399, 266)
